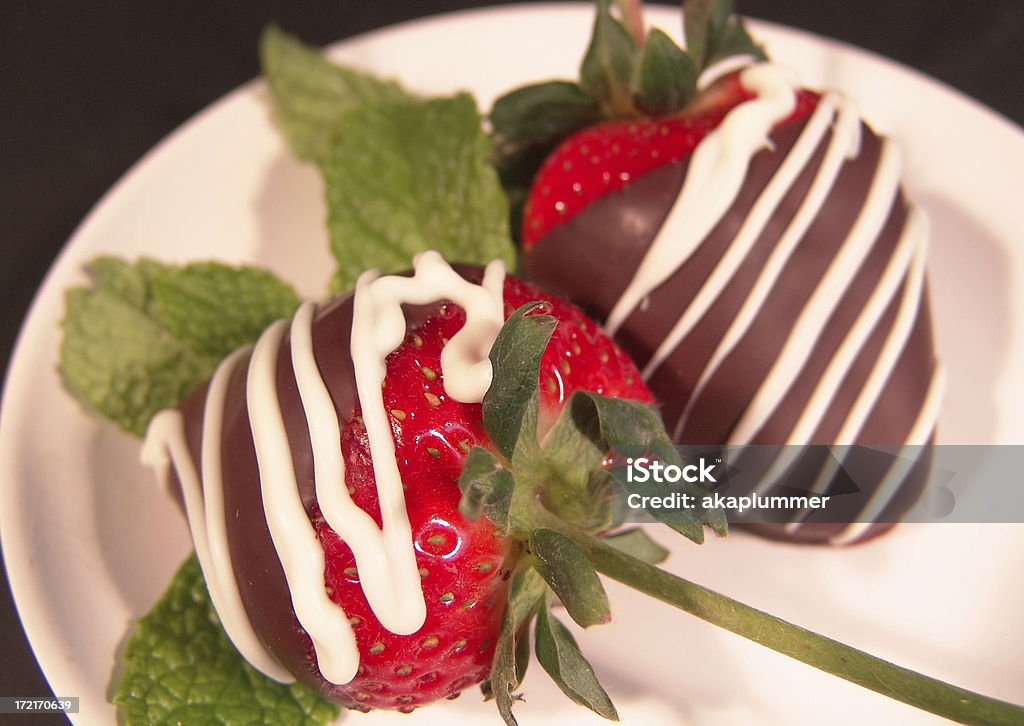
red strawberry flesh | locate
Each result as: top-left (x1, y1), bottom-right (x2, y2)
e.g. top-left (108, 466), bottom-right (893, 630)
top-left (522, 74), bottom-right (819, 248)
top-left (316, 274), bottom-right (650, 711)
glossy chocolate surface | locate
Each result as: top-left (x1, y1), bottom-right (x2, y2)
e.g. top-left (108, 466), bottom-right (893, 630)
top-left (523, 115), bottom-right (938, 543)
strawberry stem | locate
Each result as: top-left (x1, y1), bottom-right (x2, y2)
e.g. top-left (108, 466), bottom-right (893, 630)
top-left (533, 508), bottom-right (1024, 725)
top-left (615, 0), bottom-right (646, 47)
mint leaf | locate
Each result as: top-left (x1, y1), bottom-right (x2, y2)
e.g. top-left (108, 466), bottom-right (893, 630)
top-left (531, 528), bottom-right (611, 629)
top-left (143, 260), bottom-right (300, 358)
top-left (323, 94), bottom-right (516, 293)
top-left (114, 556), bottom-right (338, 726)
top-left (60, 257), bottom-right (299, 437)
top-left (260, 24), bottom-right (411, 163)
top-left (534, 604), bottom-right (618, 721)
top-left (262, 27), bottom-right (515, 293)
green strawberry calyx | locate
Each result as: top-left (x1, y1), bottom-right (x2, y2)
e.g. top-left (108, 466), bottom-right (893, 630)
top-left (466, 304), bottom-right (1024, 726)
top-left (490, 0), bottom-right (767, 229)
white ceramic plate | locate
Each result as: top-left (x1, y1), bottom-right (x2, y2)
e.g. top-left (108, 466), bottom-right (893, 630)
top-left (2, 5), bottom-right (1023, 724)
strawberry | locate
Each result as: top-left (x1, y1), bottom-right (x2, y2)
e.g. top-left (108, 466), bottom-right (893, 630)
top-left (309, 271), bottom-right (651, 711)
top-left (521, 74), bottom-right (818, 247)
top-left (497, 0), bottom-right (941, 546)
top-left (489, 0), bottom-right (774, 244)
top-left (165, 262), bottom-right (663, 717)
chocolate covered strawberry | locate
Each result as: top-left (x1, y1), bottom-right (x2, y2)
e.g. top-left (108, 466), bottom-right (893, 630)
top-left (144, 253), bottom-right (659, 714)
top-left (496, 0), bottom-right (942, 544)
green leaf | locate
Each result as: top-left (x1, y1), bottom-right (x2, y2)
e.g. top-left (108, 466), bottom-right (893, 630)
top-left (458, 446), bottom-right (516, 530)
top-left (490, 81), bottom-right (601, 150)
top-left (490, 566), bottom-right (547, 725)
top-left (601, 527), bottom-right (670, 564)
top-left (634, 28), bottom-right (697, 116)
top-left (323, 94), bottom-right (515, 293)
top-left (260, 24), bottom-right (411, 163)
top-left (482, 304), bottom-right (557, 463)
top-left (144, 261), bottom-right (301, 358)
top-left (571, 392), bottom-right (728, 542)
top-left (705, 17), bottom-right (768, 67)
top-left (60, 258), bottom-right (299, 437)
top-left (489, 81), bottom-right (602, 238)
top-left (531, 528), bottom-right (611, 628)
top-left (534, 605), bottom-right (619, 721)
top-left (514, 618), bottom-right (533, 690)
top-left (580, 0), bottom-right (641, 117)
top-left (531, 393), bottom-right (611, 532)
top-left (683, 0), bottom-right (728, 71)
top-left (541, 394), bottom-right (607, 472)
top-left (683, 0), bottom-right (766, 74)
top-left (113, 556), bottom-right (338, 726)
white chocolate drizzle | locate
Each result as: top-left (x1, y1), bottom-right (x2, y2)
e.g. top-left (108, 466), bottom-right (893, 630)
top-left (143, 251), bottom-right (506, 684)
top-left (726, 137), bottom-right (903, 446)
top-left (599, 62), bottom-right (940, 534)
top-left (753, 209), bottom-right (927, 501)
top-left (247, 318), bottom-right (358, 683)
top-left (642, 92), bottom-right (841, 379)
top-left (780, 243), bottom-right (940, 526)
top-left (142, 350), bottom-right (293, 683)
top-left (605, 63), bottom-right (799, 335)
top-left (785, 207), bottom-right (928, 447)
top-left (828, 364), bottom-right (945, 545)
top-left (670, 94), bottom-right (864, 438)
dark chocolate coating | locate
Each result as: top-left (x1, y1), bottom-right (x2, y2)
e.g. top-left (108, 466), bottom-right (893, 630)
top-left (522, 114), bottom-right (938, 544)
top-left (178, 296), bottom-right (359, 692)
top-left (175, 267), bottom-right (500, 700)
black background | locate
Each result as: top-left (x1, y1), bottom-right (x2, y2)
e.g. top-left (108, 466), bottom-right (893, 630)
top-left (2, 1), bottom-right (1022, 720)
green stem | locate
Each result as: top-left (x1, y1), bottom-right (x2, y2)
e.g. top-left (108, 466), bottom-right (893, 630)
top-left (615, 0), bottom-right (646, 48)
top-left (535, 511), bottom-right (1024, 725)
